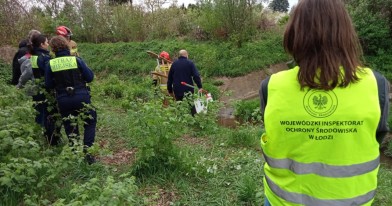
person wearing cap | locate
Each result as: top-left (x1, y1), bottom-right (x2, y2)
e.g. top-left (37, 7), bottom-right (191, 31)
top-left (56, 26), bottom-right (79, 56)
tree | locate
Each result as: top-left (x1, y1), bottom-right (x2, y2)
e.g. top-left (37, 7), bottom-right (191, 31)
top-left (109, 0), bottom-right (133, 6)
top-left (268, 0), bottom-right (289, 12)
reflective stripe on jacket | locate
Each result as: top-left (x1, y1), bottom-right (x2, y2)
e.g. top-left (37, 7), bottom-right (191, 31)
top-left (31, 55), bottom-right (40, 78)
top-left (261, 66), bottom-right (380, 206)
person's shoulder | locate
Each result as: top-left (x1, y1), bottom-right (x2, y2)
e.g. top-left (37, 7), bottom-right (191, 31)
top-left (18, 39), bottom-right (28, 48)
top-left (75, 56), bottom-right (88, 66)
top-left (358, 67), bottom-right (387, 79)
top-left (69, 40), bottom-right (77, 46)
top-left (370, 69), bottom-right (389, 83)
top-left (75, 56), bottom-right (83, 63)
top-left (37, 51), bottom-right (51, 60)
top-left (182, 58), bottom-right (195, 66)
top-left (271, 66), bottom-right (298, 77)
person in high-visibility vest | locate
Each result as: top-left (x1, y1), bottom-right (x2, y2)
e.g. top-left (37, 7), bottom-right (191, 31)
top-left (27, 34), bottom-right (62, 145)
top-left (45, 36), bottom-right (97, 164)
top-left (56, 26), bottom-right (79, 56)
top-left (259, 0), bottom-right (390, 205)
top-left (152, 51), bottom-right (172, 94)
top-left (12, 29), bottom-right (41, 85)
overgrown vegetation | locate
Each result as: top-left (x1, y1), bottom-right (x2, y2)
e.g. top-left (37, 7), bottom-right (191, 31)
top-left (347, 0), bottom-right (392, 79)
top-left (78, 35), bottom-right (288, 78)
top-left (2, 38), bottom-right (392, 204)
top-left (234, 98), bottom-right (262, 123)
top-left (1, 0), bottom-right (392, 204)
top-left (0, 0), bottom-right (284, 46)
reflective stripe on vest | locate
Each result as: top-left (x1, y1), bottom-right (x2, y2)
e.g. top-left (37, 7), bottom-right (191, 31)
top-left (265, 175), bottom-right (376, 206)
top-left (263, 153), bottom-right (379, 177)
top-left (31, 55), bottom-right (38, 69)
top-left (50, 56), bottom-right (78, 72)
top-left (261, 66), bottom-right (380, 206)
top-left (160, 84), bottom-right (167, 91)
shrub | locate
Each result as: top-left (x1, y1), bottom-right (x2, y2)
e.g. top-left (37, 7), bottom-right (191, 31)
top-left (50, 173), bottom-right (140, 205)
top-left (233, 98), bottom-right (262, 123)
top-left (128, 100), bottom-right (190, 177)
top-left (0, 60), bottom-right (11, 85)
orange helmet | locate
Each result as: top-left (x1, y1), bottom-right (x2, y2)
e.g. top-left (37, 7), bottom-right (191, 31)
top-left (56, 26), bottom-right (73, 37)
top-left (159, 51), bottom-right (170, 61)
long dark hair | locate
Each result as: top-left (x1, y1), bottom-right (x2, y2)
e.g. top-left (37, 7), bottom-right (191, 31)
top-left (284, 0), bottom-right (363, 90)
top-left (29, 34), bottom-right (47, 54)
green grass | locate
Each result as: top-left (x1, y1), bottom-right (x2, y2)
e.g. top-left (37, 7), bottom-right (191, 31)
top-left (78, 37), bottom-right (290, 78)
top-left (1, 41), bottom-right (392, 205)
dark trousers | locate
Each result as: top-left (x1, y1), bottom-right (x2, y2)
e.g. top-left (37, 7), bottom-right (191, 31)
top-left (57, 93), bottom-right (97, 147)
top-left (45, 106), bottom-right (62, 146)
top-left (34, 99), bottom-right (61, 146)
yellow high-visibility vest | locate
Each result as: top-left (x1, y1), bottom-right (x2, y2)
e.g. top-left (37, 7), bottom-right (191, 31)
top-left (31, 55), bottom-right (39, 69)
top-left (153, 63), bottom-right (171, 91)
top-left (261, 66), bottom-right (380, 206)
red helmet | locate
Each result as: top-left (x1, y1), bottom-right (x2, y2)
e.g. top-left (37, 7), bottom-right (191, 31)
top-left (159, 51), bottom-right (170, 61)
top-left (56, 26), bottom-right (73, 37)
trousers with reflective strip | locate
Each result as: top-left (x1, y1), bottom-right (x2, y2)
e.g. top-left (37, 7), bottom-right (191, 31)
top-left (261, 67), bottom-right (380, 206)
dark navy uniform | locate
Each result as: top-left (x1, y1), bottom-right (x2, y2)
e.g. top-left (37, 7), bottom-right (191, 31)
top-left (31, 48), bottom-right (61, 145)
top-left (45, 49), bottom-right (96, 148)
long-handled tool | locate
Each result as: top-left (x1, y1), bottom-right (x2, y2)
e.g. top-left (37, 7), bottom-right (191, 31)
top-left (181, 82), bottom-right (213, 101)
top-left (181, 82), bottom-right (213, 114)
top-left (181, 82), bottom-right (204, 92)
top-left (147, 50), bottom-right (172, 64)
top-left (151, 72), bottom-right (168, 78)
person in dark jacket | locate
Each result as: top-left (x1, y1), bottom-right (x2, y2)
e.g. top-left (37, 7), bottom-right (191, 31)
top-left (29, 34), bottom-right (50, 126)
top-left (29, 34), bottom-right (62, 145)
top-left (11, 29), bottom-right (41, 85)
top-left (167, 50), bottom-right (203, 115)
top-left (11, 40), bottom-right (28, 85)
top-left (45, 36), bottom-right (97, 164)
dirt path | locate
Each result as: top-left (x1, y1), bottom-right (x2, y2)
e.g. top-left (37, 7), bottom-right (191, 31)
top-left (216, 63), bottom-right (288, 103)
top-left (215, 63), bottom-right (288, 118)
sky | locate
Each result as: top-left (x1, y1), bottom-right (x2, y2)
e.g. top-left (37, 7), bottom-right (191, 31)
top-left (177, 0), bottom-right (299, 8)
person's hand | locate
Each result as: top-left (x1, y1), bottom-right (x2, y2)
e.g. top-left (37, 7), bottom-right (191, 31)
top-left (198, 88), bottom-right (204, 93)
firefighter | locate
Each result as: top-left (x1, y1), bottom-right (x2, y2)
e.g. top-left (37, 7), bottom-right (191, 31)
top-left (152, 51), bottom-right (172, 94)
top-left (56, 26), bottom-right (79, 56)
top-left (259, 0), bottom-right (389, 205)
top-left (45, 36), bottom-right (97, 164)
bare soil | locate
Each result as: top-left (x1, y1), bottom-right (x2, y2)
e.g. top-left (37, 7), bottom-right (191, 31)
top-left (216, 62), bottom-right (288, 119)
top-left (216, 63), bottom-right (287, 104)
